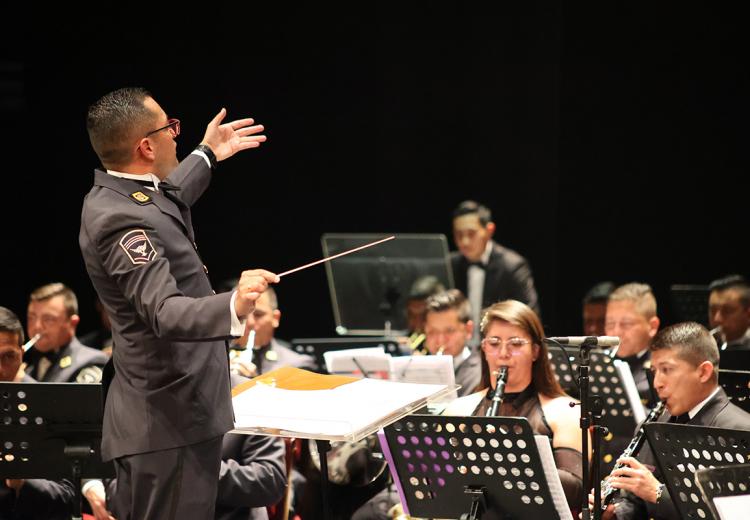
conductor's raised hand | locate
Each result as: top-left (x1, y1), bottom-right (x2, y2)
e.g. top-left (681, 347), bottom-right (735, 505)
top-left (201, 108), bottom-right (267, 161)
top-left (235, 269), bottom-right (279, 318)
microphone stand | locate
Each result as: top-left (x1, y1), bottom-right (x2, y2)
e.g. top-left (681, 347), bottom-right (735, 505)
top-left (577, 338), bottom-right (606, 520)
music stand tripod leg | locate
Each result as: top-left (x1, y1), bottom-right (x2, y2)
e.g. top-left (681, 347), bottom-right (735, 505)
top-left (315, 439), bottom-right (332, 520)
top-left (64, 444), bottom-right (92, 520)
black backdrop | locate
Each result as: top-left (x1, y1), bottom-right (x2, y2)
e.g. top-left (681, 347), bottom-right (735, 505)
top-left (2, 6), bottom-right (747, 341)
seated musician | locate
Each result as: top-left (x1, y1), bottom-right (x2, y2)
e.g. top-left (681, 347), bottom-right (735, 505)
top-left (598, 321), bottom-right (750, 520)
top-left (444, 299), bottom-right (586, 512)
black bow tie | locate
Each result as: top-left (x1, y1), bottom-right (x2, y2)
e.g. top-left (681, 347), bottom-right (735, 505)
top-left (468, 261), bottom-right (486, 269)
top-left (669, 413), bottom-right (690, 424)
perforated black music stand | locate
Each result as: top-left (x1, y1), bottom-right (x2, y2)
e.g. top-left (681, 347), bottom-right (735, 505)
top-left (696, 463), bottom-right (750, 520)
top-left (547, 346), bottom-right (641, 476)
top-left (0, 382), bottom-right (114, 520)
top-left (643, 423), bottom-right (750, 520)
top-left (718, 369), bottom-right (750, 413)
top-left (380, 415), bottom-right (570, 520)
top-left (291, 336), bottom-right (401, 373)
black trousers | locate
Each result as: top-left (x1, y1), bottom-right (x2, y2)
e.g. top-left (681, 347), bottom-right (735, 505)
top-left (110, 436), bottom-right (223, 520)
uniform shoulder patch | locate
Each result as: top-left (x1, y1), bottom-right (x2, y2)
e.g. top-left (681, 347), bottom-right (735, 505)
top-left (130, 191), bottom-right (152, 204)
top-left (119, 229), bottom-right (157, 265)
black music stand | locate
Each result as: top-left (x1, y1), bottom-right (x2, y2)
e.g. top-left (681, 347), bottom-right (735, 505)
top-left (696, 463), bottom-right (750, 520)
top-left (380, 415), bottom-right (571, 520)
top-left (0, 382), bottom-right (114, 520)
top-left (719, 369), bottom-right (750, 413)
top-left (643, 423), bottom-right (750, 520)
top-left (547, 347), bottom-right (642, 476)
top-left (321, 233), bottom-right (454, 335)
top-left (291, 336), bottom-right (401, 373)
top-left (670, 284), bottom-right (710, 326)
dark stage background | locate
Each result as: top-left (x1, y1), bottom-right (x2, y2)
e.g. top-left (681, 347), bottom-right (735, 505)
top-left (2, 7), bottom-right (747, 342)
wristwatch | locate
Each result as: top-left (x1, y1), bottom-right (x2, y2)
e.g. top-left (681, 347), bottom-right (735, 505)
top-left (654, 482), bottom-right (666, 504)
top-left (195, 144), bottom-right (217, 170)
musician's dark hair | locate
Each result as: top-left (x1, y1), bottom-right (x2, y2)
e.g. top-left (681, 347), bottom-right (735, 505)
top-left (708, 274), bottom-right (750, 307)
top-left (29, 283), bottom-right (78, 317)
top-left (477, 300), bottom-right (565, 398)
top-left (424, 289), bottom-right (472, 323)
top-left (452, 200), bottom-right (492, 226)
top-left (0, 307), bottom-right (24, 346)
top-left (87, 87), bottom-right (156, 169)
top-left (408, 275), bottom-right (445, 301)
top-left (582, 281), bottom-right (616, 305)
top-left (650, 321), bottom-right (719, 384)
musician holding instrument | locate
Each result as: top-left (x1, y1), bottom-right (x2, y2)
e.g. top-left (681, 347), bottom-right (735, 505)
top-left (444, 299), bottom-right (586, 512)
top-left (422, 289), bottom-right (482, 397)
top-left (597, 322), bottom-right (750, 520)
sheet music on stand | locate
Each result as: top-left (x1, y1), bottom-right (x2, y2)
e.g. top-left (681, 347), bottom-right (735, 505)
top-left (323, 347), bottom-right (392, 378)
top-left (643, 423), bottom-right (750, 520)
top-left (391, 355), bottom-right (458, 412)
top-left (547, 346), bottom-right (643, 474)
top-left (696, 463), bottom-right (750, 520)
top-left (291, 337), bottom-right (401, 373)
top-left (380, 415), bottom-right (572, 520)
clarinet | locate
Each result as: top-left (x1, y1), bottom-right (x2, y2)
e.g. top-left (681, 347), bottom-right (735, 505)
top-left (486, 366), bottom-right (509, 417)
top-left (601, 401), bottom-right (666, 509)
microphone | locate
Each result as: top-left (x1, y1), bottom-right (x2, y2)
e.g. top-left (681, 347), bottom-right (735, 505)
top-left (544, 336), bottom-right (620, 348)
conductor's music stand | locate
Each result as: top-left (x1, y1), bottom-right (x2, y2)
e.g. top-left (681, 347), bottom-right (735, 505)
top-left (0, 382), bottom-right (114, 520)
top-left (696, 463), bottom-right (750, 520)
top-left (291, 336), bottom-right (401, 373)
top-left (643, 423), bottom-right (750, 520)
top-left (380, 415), bottom-right (572, 520)
top-left (321, 233), bottom-right (454, 335)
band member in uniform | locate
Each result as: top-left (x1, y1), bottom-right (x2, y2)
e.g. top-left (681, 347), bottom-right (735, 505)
top-left (605, 283), bottom-right (660, 407)
top-left (79, 87), bottom-right (278, 520)
top-left (445, 300), bottom-right (585, 512)
top-left (1, 306), bottom-right (76, 519)
top-left (599, 322), bottom-right (750, 520)
top-left (423, 289), bottom-right (482, 397)
top-left (23, 283), bottom-right (108, 383)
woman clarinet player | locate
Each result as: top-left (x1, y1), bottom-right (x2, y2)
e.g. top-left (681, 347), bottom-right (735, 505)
top-left (445, 299), bottom-right (588, 514)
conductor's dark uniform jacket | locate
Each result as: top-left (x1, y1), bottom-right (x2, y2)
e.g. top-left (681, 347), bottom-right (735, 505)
top-left (79, 153), bottom-right (235, 461)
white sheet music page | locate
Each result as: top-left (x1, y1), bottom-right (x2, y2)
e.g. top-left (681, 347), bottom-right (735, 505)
top-left (714, 494), bottom-right (750, 520)
top-left (232, 376), bottom-right (452, 441)
top-left (534, 435), bottom-right (574, 520)
top-left (323, 347), bottom-right (391, 378)
top-left (614, 358), bottom-right (647, 423)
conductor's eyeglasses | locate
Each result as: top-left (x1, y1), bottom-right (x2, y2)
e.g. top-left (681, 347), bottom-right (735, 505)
top-left (146, 118), bottom-right (180, 138)
top-left (481, 336), bottom-right (530, 352)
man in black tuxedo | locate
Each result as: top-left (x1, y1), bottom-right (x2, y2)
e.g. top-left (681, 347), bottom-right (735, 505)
top-left (450, 200), bottom-right (539, 339)
top-left (23, 283), bottom-right (108, 383)
top-left (80, 87), bottom-right (278, 520)
top-left (708, 274), bottom-right (750, 351)
top-left (599, 322), bottom-right (750, 520)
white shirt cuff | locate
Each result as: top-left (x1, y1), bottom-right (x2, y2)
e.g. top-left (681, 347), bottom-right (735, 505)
top-left (230, 291), bottom-right (247, 336)
top-left (191, 149), bottom-right (212, 169)
top-left (82, 479), bottom-right (105, 496)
